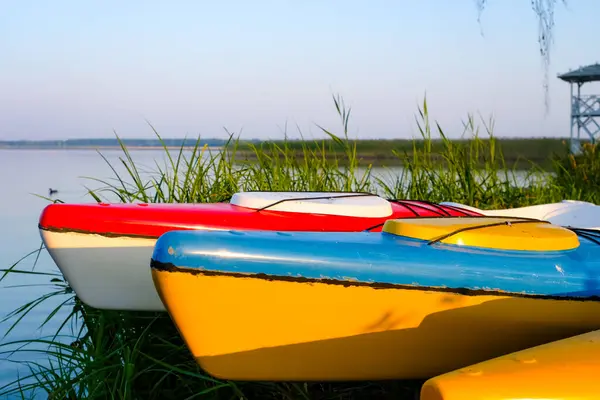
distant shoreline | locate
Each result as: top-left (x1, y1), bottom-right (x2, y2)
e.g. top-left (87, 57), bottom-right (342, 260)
top-left (0, 137), bottom-right (573, 150)
top-left (0, 137), bottom-right (579, 170)
top-left (0, 146), bottom-right (224, 151)
top-left (0, 138), bottom-right (234, 150)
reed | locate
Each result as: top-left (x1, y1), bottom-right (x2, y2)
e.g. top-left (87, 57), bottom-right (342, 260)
top-left (0, 95), bottom-right (597, 400)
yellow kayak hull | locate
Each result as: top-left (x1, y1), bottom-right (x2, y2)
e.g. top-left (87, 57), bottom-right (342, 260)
top-left (421, 328), bottom-right (600, 400)
top-left (152, 268), bottom-right (600, 381)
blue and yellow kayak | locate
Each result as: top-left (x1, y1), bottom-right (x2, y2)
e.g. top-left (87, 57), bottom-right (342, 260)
top-left (150, 216), bottom-right (600, 381)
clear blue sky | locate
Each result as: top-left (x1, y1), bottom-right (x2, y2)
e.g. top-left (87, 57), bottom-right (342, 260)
top-left (1, 0), bottom-right (599, 140)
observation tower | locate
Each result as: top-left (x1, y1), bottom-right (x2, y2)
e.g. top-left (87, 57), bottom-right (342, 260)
top-left (558, 63), bottom-right (600, 153)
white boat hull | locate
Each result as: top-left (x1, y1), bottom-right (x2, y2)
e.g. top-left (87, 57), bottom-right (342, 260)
top-left (441, 200), bottom-right (600, 231)
top-left (40, 229), bottom-right (164, 311)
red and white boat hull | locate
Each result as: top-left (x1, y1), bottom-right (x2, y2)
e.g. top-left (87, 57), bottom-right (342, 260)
top-left (39, 192), bottom-right (479, 311)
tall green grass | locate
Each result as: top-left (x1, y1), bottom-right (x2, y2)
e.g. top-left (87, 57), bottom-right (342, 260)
top-left (0, 95), bottom-right (598, 400)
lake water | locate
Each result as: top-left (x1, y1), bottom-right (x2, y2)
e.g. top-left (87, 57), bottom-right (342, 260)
top-left (0, 149), bottom-right (181, 397)
top-left (0, 148), bottom-right (538, 397)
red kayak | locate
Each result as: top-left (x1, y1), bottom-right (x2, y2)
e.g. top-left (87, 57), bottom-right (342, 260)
top-left (39, 191), bottom-right (478, 237)
top-left (38, 191), bottom-right (479, 311)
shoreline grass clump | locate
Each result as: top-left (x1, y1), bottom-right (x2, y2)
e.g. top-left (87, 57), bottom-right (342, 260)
top-left (0, 95), bottom-right (598, 400)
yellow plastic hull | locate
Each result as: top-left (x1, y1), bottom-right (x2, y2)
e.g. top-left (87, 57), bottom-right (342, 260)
top-left (153, 269), bottom-right (600, 381)
top-left (421, 328), bottom-right (600, 400)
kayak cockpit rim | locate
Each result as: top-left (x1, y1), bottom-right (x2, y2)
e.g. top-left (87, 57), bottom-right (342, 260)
top-left (230, 191), bottom-right (395, 218)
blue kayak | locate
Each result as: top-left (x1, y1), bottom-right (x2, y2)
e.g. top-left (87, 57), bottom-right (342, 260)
top-left (150, 216), bottom-right (600, 381)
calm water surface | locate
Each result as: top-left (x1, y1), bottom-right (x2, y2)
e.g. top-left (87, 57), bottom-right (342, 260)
top-left (0, 149), bottom-right (536, 397)
top-left (0, 149), bottom-right (180, 396)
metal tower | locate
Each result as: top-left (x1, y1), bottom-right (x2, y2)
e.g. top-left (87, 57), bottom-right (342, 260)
top-left (558, 63), bottom-right (600, 153)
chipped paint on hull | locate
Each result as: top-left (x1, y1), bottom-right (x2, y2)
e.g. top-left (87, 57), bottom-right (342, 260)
top-left (39, 223), bottom-right (224, 240)
top-left (152, 229), bottom-right (600, 299)
top-left (151, 260), bottom-right (600, 301)
top-left (151, 268), bottom-right (600, 381)
top-left (41, 229), bottom-right (158, 248)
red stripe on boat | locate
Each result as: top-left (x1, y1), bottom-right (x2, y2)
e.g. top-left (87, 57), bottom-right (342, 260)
top-left (38, 200), bottom-right (481, 238)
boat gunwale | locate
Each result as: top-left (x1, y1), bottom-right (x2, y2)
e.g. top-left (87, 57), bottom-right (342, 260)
top-left (35, 213), bottom-right (486, 240)
top-left (38, 224), bottom-right (162, 240)
top-left (149, 259), bottom-right (600, 303)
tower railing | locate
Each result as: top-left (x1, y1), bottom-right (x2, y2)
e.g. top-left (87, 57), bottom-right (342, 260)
top-left (558, 64), bottom-right (600, 153)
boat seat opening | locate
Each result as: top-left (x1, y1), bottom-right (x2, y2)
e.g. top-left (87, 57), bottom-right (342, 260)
top-left (230, 191), bottom-right (394, 218)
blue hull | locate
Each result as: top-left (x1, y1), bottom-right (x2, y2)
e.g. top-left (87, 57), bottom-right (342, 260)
top-left (151, 228), bottom-right (600, 299)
